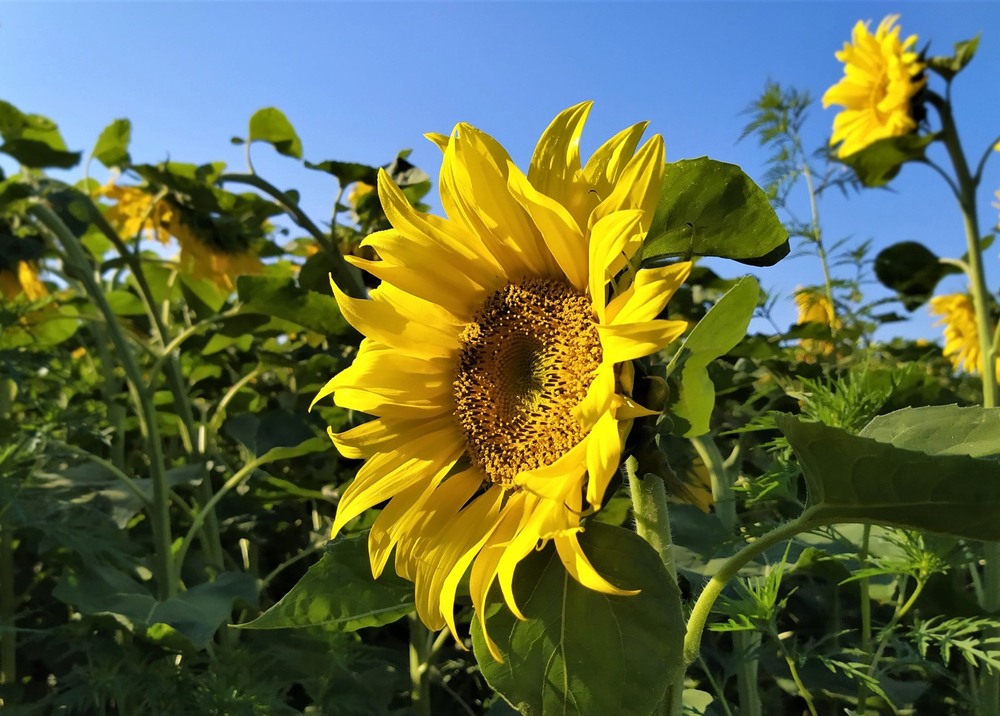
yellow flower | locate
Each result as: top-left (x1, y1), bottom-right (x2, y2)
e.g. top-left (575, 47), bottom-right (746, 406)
top-left (0, 260), bottom-right (47, 301)
top-left (823, 15), bottom-right (926, 158)
top-left (313, 102), bottom-right (690, 659)
top-left (930, 293), bottom-right (1000, 380)
top-left (794, 287), bottom-right (839, 356)
top-left (98, 181), bottom-right (262, 292)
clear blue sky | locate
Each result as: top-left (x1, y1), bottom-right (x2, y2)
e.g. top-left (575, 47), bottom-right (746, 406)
top-left (3, 2), bottom-right (999, 342)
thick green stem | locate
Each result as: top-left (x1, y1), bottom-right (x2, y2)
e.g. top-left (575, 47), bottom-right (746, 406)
top-left (30, 203), bottom-right (176, 599)
top-left (928, 90), bottom-right (999, 715)
top-left (0, 525), bottom-right (15, 689)
top-left (857, 525), bottom-right (873, 713)
top-left (408, 614), bottom-right (433, 716)
top-left (219, 173), bottom-right (366, 298)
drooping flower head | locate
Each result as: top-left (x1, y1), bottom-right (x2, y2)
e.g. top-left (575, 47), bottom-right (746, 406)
top-left (313, 102), bottom-right (690, 659)
top-left (0, 260), bottom-right (47, 301)
top-left (97, 181), bottom-right (263, 291)
top-left (794, 286), bottom-right (839, 357)
top-left (823, 15), bottom-right (926, 158)
top-left (930, 293), bottom-right (1000, 381)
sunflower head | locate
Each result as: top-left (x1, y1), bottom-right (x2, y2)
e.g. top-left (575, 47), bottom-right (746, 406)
top-left (823, 15), bottom-right (926, 158)
top-left (0, 260), bottom-right (47, 301)
top-left (929, 293), bottom-right (999, 380)
top-left (314, 102), bottom-right (691, 659)
top-left (794, 287), bottom-right (839, 357)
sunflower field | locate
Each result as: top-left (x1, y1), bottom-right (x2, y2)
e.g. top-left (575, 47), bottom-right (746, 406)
top-left (2, 13), bottom-right (1000, 716)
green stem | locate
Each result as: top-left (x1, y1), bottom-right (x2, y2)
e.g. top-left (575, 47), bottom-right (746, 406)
top-left (857, 525), bottom-right (873, 713)
top-left (800, 152), bottom-right (837, 334)
top-left (690, 434), bottom-right (735, 531)
top-left (625, 457), bottom-right (683, 716)
top-left (684, 514), bottom-right (826, 666)
top-left (48, 440), bottom-right (150, 506)
top-left (219, 173), bottom-right (366, 298)
top-left (778, 637), bottom-right (819, 716)
top-left (30, 203), bottom-right (176, 600)
top-left (0, 525), bottom-right (15, 689)
top-left (408, 614), bottom-right (433, 716)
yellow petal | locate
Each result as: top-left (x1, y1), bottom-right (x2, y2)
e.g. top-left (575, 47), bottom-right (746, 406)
top-left (598, 320), bottom-right (689, 363)
top-left (606, 262), bottom-right (692, 325)
top-left (588, 210), bottom-right (644, 322)
top-left (528, 101), bottom-right (592, 220)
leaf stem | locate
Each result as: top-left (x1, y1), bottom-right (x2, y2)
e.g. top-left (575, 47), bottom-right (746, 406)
top-left (857, 524), bottom-right (873, 713)
top-left (409, 614), bottom-right (433, 716)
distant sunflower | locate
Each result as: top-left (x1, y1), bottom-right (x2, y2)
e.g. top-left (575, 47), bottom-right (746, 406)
top-left (794, 287), bottom-right (839, 356)
top-left (0, 259), bottom-right (47, 301)
top-left (314, 102), bottom-right (690, 659)
top-left (930, 293), bottom-right (1000, 380)
top-left (823, 15), bottom-right (925, 158)
top-left (97, 180), bottom-right (262, 292)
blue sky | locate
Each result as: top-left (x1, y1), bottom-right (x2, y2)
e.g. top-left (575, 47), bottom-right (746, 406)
top-left (3, 2), bottom-right (999, 341)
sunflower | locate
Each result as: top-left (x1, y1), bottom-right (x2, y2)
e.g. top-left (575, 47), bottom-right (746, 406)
top-left (794, 286), bottom-right (839, 356)
top-left (0, 259), bottom-right (47, 301)
top-left (97, 181), bottom-right (262, 292)
top-left (930, 293), bottom-right (1000, 381)
top-left (823, 15), bottom-right (926, 158)
top-left (313, 102), bottom-right (690, 659)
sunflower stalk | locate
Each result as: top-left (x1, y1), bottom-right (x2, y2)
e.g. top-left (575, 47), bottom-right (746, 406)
top-left (926, 88), bottom-right (1000, 715)
top-left (0, 524), bottom-right (15, 691)
top-left (28, 202), bottom-right (177, 600)
top-left (408, 615), bottom-right (434, 716)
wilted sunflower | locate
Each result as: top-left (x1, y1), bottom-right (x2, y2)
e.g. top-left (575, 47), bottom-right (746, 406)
top-left (823, 14), bottom-right (925, 158)
top-left (314, 102), bottom-right (691, 658)
top-left (97, 181), bottom-right (262, 292)
top-left (930, 293), bottom-right (1000, 380)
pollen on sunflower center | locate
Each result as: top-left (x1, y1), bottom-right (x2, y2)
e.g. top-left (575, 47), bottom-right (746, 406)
top-left (453, 278), bottom-right (602, 488)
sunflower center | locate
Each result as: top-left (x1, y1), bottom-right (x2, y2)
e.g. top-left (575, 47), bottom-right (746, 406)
top-left (454, 279), bottom-right (603, 488)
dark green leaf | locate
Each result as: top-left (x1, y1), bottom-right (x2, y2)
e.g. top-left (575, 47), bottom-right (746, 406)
top-left (777, 413), bottom-right (1000, 540)
top-left (642, 158), bottom-right (788, 267)
top-left (248, 107), bottom-right (303, 159)
top-left (1, 138), bottom-right (80, 169)
top-left (669, 276), bottom-right (758, 437)
top-left (236, 275), bottom-right (355, 340)
top-left (92, 118), bottom-right (132, 168)
top-left (304, 160), bottom-right (378, 186)
top-left (473, 523), bottom-right (684, 716)
top-left (874, 241), bottom-right (960, 311)
top-left (858, 405), bottom-right (1000, 459)
top-left (239, 534), bottom-right (414, 632)
top-left (841, 133), bottom-right (934, 188)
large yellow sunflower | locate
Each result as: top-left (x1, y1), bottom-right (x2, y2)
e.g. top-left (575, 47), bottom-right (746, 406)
top-left (823, 14), bottom-right (926, 158)
top-left (313, 102), bottom-right (691, 659)
top-left (930, 293), bottom-right (1000, 381)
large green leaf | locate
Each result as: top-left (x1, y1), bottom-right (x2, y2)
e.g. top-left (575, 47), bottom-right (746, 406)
top-left (777, 411), bottom-right (1000, 540)
top-left (473, 522), bottom-right (684, 716)
top-left (927, 35), bottom-right (980, 80)
top-left (92, 118), bottom-right (132, 168)
top-left (858, 405), bottom-right (1000, 459)
top-left (236, 274), bottom-right (355, 340)
top-left (239, 534), bottom-right (414, 632)
top-left (248, 107), bottom-right (303, 159)
top-left (669, 276), bottom-right (758, 437)
top-left (642, 158), bottom-right (788, 267)
top-left (0, 100), bottom-right (81, 169)
top-left (53, 567), bottom-right (258, 648)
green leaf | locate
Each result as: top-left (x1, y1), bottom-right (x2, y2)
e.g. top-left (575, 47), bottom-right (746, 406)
top-left (53, 566), bottom-right (257, 648)
top-left (874, 241), bottom-right (960, 311)
top-left (105, 289), bottom-right (147, 316)
top-left (642, 158), bottom-right (788, 267)
top-left (927, 35), bottom-right (980, 80)
top-left (841, 133), bottom-right (934, 188)
top-left (777, 412), bottom-right (1000, 540)
top-left (236, 275), bottom-right (355, 341)
top-left (248, 107), bottom-right (303, 159)
top-left (239, 534), bottom-right (414, 632)
top-left (669, 276), bottom-right (758, 437)
top-left (473, 523), bottom-right (684, 716)
top-left (858, 405), bottom-right (1000, 459)
top-left (304, 159), bottom-right (378, 186)
top-left (92, 118), bottom-right (132, 168)
top-left (1, 138), bottom-right (80, 169)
